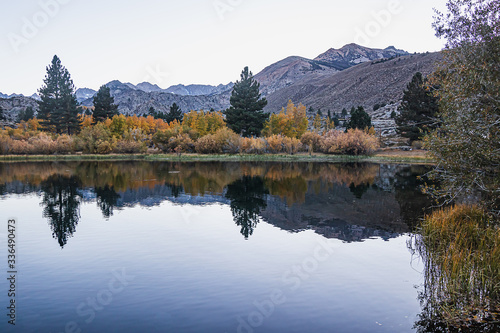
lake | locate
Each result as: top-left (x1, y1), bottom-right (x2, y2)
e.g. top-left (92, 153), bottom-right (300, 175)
top-left (0, 161), bottom-right (435, 333)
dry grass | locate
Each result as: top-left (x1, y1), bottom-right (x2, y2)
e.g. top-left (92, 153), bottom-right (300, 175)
top-left (412, 204), bottom-right (500, 328)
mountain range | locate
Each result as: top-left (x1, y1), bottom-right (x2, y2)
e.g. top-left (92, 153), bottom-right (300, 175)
top-left (0, 43), bottom-right (440, 126)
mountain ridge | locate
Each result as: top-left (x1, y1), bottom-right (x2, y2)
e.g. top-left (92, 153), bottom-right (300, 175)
top-left (1, 44), bottom-right (439, 127)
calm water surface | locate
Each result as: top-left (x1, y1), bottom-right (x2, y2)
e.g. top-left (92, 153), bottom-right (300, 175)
top-left (0, 161), bottom-right (435, 333)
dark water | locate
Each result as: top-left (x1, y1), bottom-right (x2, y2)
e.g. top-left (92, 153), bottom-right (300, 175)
top-left (0, 161), bottom-right (436, 333)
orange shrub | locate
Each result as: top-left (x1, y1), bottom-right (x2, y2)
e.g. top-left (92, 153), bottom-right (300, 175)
top-left (113, 139), bottom-right (147, 154)
top-left (194, 135), bottom-right (219, 154)
top-left (168, 133), bottom-right (195, 153)
top-left (7, 140), bottom-right (31, 155)
top-left (240, 137), bottom-right (267, 154)
top-left (212, 127), bottom-right (240, 154)
top-left (195, 128), bottom-right (241, 154)
top-left (27, 133), bottom-right (56, 154)
top-left (266, 134), bottom-right (284, 153)
top-left (282, 136), bottom-right (302, 154)
top-left (320, 129), bottom-right (379, 155)
top-left (300, 131), bottom-right (322, 152)
top-left (54, 135), bottom-right (74, 154)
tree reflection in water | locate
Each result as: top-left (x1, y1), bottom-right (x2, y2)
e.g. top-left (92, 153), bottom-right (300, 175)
top-left (0, 161), bottom-right (439, 245)
top-left (40, 175), bottom-right (82, 248)
top-left (95, 185), bottom-right (121, 219)
top-left (225, 176), bottom-right (269, 239)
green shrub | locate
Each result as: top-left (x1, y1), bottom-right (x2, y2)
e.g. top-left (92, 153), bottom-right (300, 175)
top-left (75, 123), bottom-right (115, 154)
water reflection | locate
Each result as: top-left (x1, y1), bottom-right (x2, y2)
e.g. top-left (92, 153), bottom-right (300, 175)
top-left (225, 176), bottom-right (269, 239)
top-left (0, 161), bottom-right (436, 245)
top-left (40, 175), bottom-right (82, 247)
top-left (95, 185), bottom-right (121, 218)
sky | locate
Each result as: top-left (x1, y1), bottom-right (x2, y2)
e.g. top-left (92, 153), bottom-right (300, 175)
top-left (0, 0), bottom-right (449, 95)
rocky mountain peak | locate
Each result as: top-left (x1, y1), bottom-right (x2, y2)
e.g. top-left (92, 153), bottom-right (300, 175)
top-left (314, 43), bottom-right (409, 67)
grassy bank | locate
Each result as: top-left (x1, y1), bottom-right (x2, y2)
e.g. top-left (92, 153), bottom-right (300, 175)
top-left (0, 150), bottom-right (434, 164)
top-left (412, 205), bottom-right (500, 329)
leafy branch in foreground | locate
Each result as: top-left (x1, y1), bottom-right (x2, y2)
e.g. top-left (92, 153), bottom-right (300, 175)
top-left (426, 0), bottom-right (500, 218)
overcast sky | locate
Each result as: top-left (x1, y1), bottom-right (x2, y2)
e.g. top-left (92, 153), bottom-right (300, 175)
top-left (0, 0), bottom-right (448, 95)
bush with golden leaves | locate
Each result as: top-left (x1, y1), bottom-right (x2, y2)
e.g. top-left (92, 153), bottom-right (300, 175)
top-left (26, 133), bottom-right (55, 154)
top-left (265, 134), bottom-right (302, 154)
top-left (113, 139), bottom-right (147, 154)
top-left (282, 136), bottom-right (301, 154)
top-left (240, 137), bottom-right (267, 154)
top-left (213, 127), bottom-right (240, 154)
top-left (193, 128), bottom-right (241, 154)
top-left (165, 133), bottom-right (195, 153)
top-left (320, 129), bottom-right (379, 155)
top-left (53, 135), bottom-right (74, 154)
top-left (300, 131), bottom-right (322, 152)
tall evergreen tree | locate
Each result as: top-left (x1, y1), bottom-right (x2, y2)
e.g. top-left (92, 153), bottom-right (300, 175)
top-left (346, 106), bottom-right (371, 130)
top-left (38, 55), bottom-right (80, 134)
top-left (92, 85), bottom-right (118, 123)
top-left (0, 106), bottom-right (5, 121)
top-left (166, 103), bottom-right (183, 123)
top-left (224, 67), bottom-right (268, 137)
top-left (395, 72), bottom-right (439, 142)
top-left (16, 106), bottom-right (35, 122)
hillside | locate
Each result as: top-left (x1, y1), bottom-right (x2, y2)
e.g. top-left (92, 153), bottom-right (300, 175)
top-left (263, 52), bottom-right (441, 113)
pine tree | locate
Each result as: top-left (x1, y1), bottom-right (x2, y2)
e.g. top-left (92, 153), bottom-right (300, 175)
top-left (395, 72), bottom-right (439, 142)
top-left (16, 106), bottom-right (35, 122)
top-left (225, 67), bottom-right (268, 137)
top-left (0, 106), bottom-right (5, 121)
top-left (341, 108), bottom-right (348, 118)
top-left (92, 85), bottom-right (118, 123)
top-left (37, 55), bottom-right (80, 134)
top-left (148, 106), bottom-right (157, 117)
top-left (166, 103), bottom-right (183, 123)
top-left (346, 106), bottom-right (371, 130)
top-left (332, 114), bottom-right (340, 127)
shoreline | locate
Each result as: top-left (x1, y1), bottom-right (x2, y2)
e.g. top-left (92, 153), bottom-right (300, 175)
top-left (0, 150), bottom-right (435, 164)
